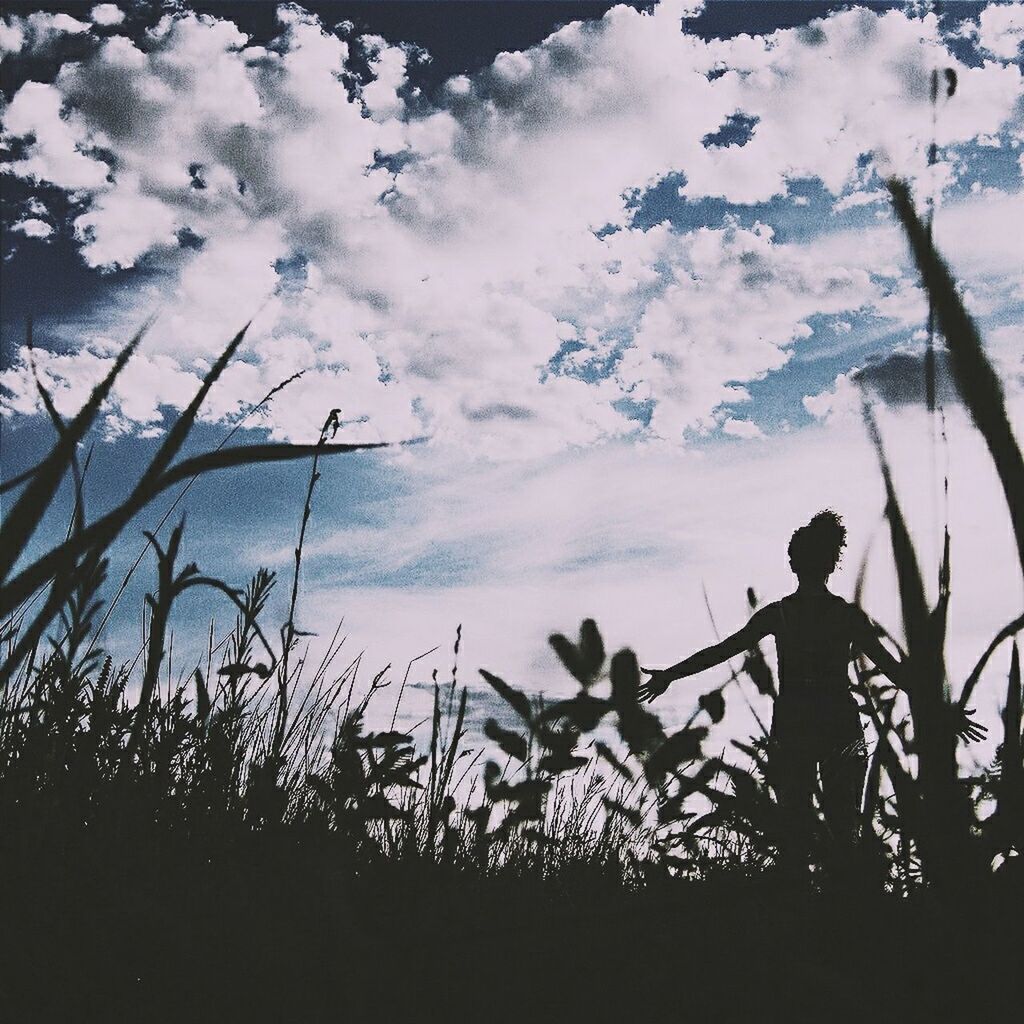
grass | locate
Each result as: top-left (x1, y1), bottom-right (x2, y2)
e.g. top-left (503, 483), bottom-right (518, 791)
top-left (1, 181), bottom-right (1023, 1020)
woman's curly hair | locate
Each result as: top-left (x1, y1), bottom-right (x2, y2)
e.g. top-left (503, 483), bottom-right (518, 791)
top-left (788, 510), bottom-right (847, 580)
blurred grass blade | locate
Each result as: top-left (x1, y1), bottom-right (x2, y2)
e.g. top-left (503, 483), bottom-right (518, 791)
top-left (0, 320), bottom-right (149, 583)
top-left (155, 440), bottom-right (391, 492)
top-left (958, 612), bottom-right (1024, 709)
top-left (889, 178), bottom-right (1024, 580)
top-left (862, 403), bottom-right (929, 657)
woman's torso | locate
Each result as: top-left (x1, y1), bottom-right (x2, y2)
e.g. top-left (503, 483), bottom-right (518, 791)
top-left (769, 591), bottom-right (858, 701)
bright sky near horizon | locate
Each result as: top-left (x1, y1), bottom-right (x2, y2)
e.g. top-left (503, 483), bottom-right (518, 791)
top-left (1, 1), bottom-right (1023, 758)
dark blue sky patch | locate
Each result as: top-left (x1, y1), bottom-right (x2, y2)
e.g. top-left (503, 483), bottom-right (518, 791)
top-left (2, 414), bottom-right (411, 641)
top-left (550, 329), bottom-right (637, 385)
top-left (175, 226), bottom-right (205, 251)
top-left (0, 172), bottom-right (161, 364)
top-left (628, 172), bottom-right (785, 234)
top-left (371, 148), bottom-right (417, 175)
top-left (953, 136), bottom-right (1024, 192)
top-left (612, 395), bottom-right (653, 427)
top-left (272, 252), bottom-right (310, 293)
top-left (682, 1), bottom-right (905, 42)
top-left (702, 112), bottom-right (759, 150)
top-left (545, 338), bottom-right (587, 377)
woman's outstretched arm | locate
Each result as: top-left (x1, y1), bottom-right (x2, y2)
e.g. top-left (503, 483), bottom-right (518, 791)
top-left (638, 606), bottom-right (775, 702)
top-left (851, 606), bottom-right (987, 744)
top-left (850, 609), bottom-right (905, 687)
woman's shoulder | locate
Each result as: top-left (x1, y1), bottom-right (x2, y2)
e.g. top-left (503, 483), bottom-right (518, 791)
top-left (831, 594), bottom-right (872, 628)
top-left (751, 598), bottom-right (784, 631)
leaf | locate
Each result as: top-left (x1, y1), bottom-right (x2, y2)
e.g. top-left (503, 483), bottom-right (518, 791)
top-left (698, 689), bottom-right (726, 724)
top-left (155, 440), bottom-right (393, 493)
top-left (646, 727), bottom-right (708, 780)
top-left (355, 730), bottom-right (415, 749)
top-left (548, 619), bottom-right (605, 687)
top-left (549, 632), bottom-right (586, 684)
top-left (863, 403), bottom-right (933, 676)
top-left (538, 751), bottom-right (588, 774)
top-left (578, 619), bottom-right (605, 681)
top-left (656, 791), bottom-right (688, 826)
top-left (359, 795), bottom-right (407, 821)
top-left (193, 668), bottom-right (210, 724)
top-left (479, 669), bottom-right (533, 724)
top-left (0, 319), bottom-right (149, 583)
top-left (609, 648), bottom-right (641, 708)
top-left (538, 693), bottom-right (609, 732)
top-left (617, 704), bottom-right (666, 762)
top-left (994, 641), bottom-right (1023, 849)
top-left (594, 741), bottom-right (634, 782)
top-left (959, 612), bottom-right (1024, 709)
top-left (534, 721), bottom-right (579, 756)
top-left (742, 649), bottom-right (776, 697)
top-left (483, 718), bottom-right (529, 762)
top-left (731, 739), bottom-right (768, 774)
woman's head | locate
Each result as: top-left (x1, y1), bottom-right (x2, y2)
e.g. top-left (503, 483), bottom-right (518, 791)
top-left (788, 510), bottom-right (846, 582)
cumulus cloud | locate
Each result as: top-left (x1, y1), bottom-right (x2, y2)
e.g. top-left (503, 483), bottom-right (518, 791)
top-left (722, 417), bottom-right (765, 440)
top-left (11, 217), bottom-right (54, 239)
top-left (976, 2), bottom-right (1024, 60)
top-left (0, 10), bottom-right (89, 56)
top-left (90, 5), bottom-right (125, 28)
top-left (0, 1), bottom-right (1022, 455)
top-left (616, 218), bottom-right (889, 438)
top-left (3, 81), bottom-right (110, 189)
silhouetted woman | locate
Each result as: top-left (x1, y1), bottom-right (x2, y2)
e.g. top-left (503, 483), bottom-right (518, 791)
top-left (638, 510), bottom-right (984, 869)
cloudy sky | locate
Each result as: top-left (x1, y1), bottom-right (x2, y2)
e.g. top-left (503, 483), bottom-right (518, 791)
top-left (2, 0), bottom-right (1023, 753)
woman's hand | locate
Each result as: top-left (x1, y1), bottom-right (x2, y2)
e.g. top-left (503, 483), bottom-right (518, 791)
top-left (638, 668), bottom-right (673, 703)
top-left (953, 704), bottom-right (987, 744)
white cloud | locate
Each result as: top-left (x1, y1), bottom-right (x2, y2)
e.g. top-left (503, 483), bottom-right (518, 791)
top-left (0, 343), bottom-right (204, 433)
top-left (616, 219), bottom-right (886, 438)
top-left (976, 2), bottom-right (1024, 60)
top-left (722, 417), bottom-right (765, 440)
top-left (834, 189), bottom-right (887, 213)
top-left (0, 1), bottom-right (1021, 456)
top-left (90, 5), bottom-right (125, 28)
top-left (3, 81), bottom-right (110, 189)
top-left (74, 173), bottom-right (180, 267)
top-left (0, 11), bottom-right (89, 56)
top-left (11, 217), bottom-right (53, 239)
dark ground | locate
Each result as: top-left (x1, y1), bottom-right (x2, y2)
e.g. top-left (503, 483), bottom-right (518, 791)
top-left (1, 832), bottom-right (1021, 1024)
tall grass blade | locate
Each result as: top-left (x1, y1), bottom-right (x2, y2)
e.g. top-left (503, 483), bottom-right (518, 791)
top-left (888, 178), bottom-right (1024, 580)
top-left (0, 320), bottom-right (149, 582)
top-left (994, 641), bottom-right (1022, 856)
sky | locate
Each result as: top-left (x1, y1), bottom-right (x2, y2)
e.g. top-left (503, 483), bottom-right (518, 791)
top-left (1, 0), bottom-right (1023, 759)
